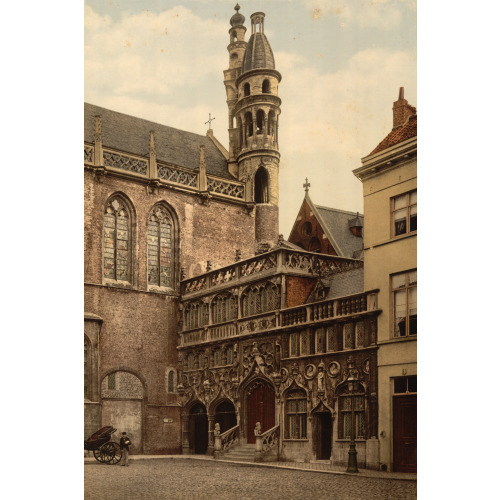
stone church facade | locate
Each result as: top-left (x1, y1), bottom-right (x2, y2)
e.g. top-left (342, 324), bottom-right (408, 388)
top-left (84, 6), bottom-right (382, 467)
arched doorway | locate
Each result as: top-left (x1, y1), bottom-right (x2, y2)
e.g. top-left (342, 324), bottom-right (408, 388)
top-left (101, 370), bottom-right (144, 454)
top-left (189, 403), bottom-right (208, 454)
top-left (215, 400), bottom-right (237, 433)
top-left (313, 410), bottom-right (332, 460)
top-left (246, 380), bottom-right (275, 444)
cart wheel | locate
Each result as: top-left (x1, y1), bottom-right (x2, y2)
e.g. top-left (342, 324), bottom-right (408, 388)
top-left (95, 442), bottom-right (116, 464)
top-left (93, 448), bottom-right (107, 463)
top-left (107, 443), bottom-right (122, 465)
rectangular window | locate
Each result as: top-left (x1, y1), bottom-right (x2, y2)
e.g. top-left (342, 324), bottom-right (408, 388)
top-left (340, 394), bottom-right (365, 439)
top-left (355, 322), bottom-right (365, 348)
top-left (326, 326), bottom-right (335, 352)
top-left (290, 332), bottom-right (299, 357)
top-left (226, 347), bottom-right (233, 365)
top-left (393, 376), bottom-right (417, 394)
top-left (392, 271), bottom-right (417, 337)
top-left (392, 190), bottom-right (417, 237)
top-left (300, 330), bottom-right (309, 355)
top-left (286, 391), bottom-right (307, 439)
top-left (214, 349), bottom-right (222, 367)
top-left (315, 328), bottom-right (325, 353)
top-left (344, 323), bottom-right (355, 350)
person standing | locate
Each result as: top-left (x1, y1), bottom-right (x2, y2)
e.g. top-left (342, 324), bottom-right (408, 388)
top-left (119, 431), bottom-right (132, 466)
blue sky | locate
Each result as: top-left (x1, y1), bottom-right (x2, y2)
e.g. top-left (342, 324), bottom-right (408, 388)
top-left (85, 0), bottom-right (417, 236)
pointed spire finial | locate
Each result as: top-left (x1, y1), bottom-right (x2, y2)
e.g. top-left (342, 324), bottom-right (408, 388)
top-left (303, 178), bottom-right (311, 193)
top-left (235, 3), bottom-right (240, 12)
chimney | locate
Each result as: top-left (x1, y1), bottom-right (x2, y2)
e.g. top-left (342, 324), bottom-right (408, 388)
top-left (392, 87), bottom-right (416, 129)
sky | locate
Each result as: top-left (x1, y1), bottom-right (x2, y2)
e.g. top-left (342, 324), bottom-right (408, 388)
top-left (84, 0), bottom-right (417, 237)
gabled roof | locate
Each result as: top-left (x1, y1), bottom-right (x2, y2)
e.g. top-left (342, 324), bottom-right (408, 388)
top-left (369, 114), bottom-right (417, 155)
top-left (84, 103), bottom-right (232, 179)
top-left (314, 203), bottom-right (364, 259)
top-left (288, 194), bottom-right (364, 259)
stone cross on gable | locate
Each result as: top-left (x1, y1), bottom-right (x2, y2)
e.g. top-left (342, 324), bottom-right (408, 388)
top-left (205, 113), bottom-right (215, 130)
top-left (303, 178), bottom-right (311, 193)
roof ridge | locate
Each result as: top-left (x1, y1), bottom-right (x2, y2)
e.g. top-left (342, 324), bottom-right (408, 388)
top-left (315, 205), bottom-right (364, 217)
top-left (84, 102), bottom-right (209, 141)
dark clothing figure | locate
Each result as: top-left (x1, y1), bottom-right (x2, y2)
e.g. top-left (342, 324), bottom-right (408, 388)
top-left (120, 432), bottom-right (132, 466)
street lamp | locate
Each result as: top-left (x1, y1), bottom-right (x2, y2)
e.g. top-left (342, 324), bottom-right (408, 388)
top-left (346, 372), bottom-right (359, 473)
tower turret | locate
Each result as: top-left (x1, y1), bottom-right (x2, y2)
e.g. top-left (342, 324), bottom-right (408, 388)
top-left (234, 11), bottom-right (282, 251)
top-left (224, 4), bottom-right (247, 169)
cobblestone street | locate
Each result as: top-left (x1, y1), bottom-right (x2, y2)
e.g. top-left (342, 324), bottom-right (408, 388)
top-left (84, 459), bottom-right (416, 500)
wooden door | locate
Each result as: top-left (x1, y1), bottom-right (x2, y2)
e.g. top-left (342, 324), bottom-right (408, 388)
top-left (247, 382), bottom-right (275, 444)
top-left (314, 412), bottom-right (332, 460)
top-left (393, 395), bottom-right (417, 472)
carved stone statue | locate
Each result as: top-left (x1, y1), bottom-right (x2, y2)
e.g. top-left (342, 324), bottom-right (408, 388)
top-left (214, 423), bottom-right (221, 436)
top-left (317, 365), bottom-right (325, 392)
top-left (254, 422), bottom-right (261, 436)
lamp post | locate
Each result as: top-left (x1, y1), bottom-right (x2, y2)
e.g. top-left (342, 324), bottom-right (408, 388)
top-left (346, 373), bottom-right (359, 473)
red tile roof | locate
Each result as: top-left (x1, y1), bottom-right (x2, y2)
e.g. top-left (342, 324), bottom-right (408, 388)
top-left (369, 114), bottom-right (417, 155)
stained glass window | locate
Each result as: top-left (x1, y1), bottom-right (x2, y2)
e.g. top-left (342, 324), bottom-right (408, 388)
top-left (103, 197), bottom-right (130, 282)
top-left (147, 206), bottom-right (173, 287)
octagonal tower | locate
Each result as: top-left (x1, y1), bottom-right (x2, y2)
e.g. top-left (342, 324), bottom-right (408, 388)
top-left (224, 8), bottom-right (282, 251)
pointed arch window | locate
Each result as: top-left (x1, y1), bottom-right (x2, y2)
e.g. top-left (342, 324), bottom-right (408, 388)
top-left (242, 282), bottom-right (279, 317)
top-left (244, 82), bottom-right (250, 96)
top-left (185, 302), bottom-right (208, 330)
top-left (103, 196), bottom-right (131, 282)
top-left (147, 205), bottom-right (174, 288)
top-left (254, 167), bottom-right (269, 203)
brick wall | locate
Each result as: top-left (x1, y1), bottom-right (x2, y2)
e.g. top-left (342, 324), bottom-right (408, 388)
top-left (288, 199), bottom-right (336, 255)
top-left (285, 276), bottom-right (316, 308)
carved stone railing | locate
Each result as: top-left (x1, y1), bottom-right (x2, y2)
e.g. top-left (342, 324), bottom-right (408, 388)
top-left (181, 248), bottom-right (362, 297)
top-left (84, 145), bottom-right (94, 164)
top-left (261, 424), bottom-right (279, 452)
top-left (221, 425), bottom-right (239, 452)
top-left (207, 176), bottom-right (245, 200)
top-left (281, 291), bottom-right (378, 328)
top-left (158, 163), bottom-right (198, 188)
top-left (255, 424), bottom-right (279, 462)
top-left (181, 328), bottom-right (206, 346)
top-left (208, 322), bottom-right (237, 341)
top-left (84, 144), bottom-right (246, 200)
top-left (180, 291), bottom-right (378, 345)
top-left (103, 149), bottom-right (148, 175)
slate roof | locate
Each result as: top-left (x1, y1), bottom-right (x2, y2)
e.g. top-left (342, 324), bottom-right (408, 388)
top-left (369, 114), bottom-right (417, 155)
top-left (242, 32), bottom-right (275, 73)
top-left (315, 205), bottom-right (364, 259)
top-left (84, 103), bottom-right (232, 180)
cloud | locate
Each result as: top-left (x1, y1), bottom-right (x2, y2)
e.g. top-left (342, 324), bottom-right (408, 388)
top-left (85, 5), bottom-right (228, 98)
top-left (305, 0), bottom-right (406, 28)
top-left (277, 47), bottom-right (417, 158)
